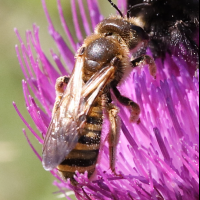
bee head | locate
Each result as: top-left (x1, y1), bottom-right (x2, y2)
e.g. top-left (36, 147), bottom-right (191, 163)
top-left (96, 17), bottom-right (149, 52)
top-left (103, 0), bottom-right (149, 53)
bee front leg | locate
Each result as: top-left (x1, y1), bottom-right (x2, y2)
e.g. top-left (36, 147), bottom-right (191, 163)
top-left (52, 76), bottom-right (70, 115)
top-left (107, 103), bottom-right (121, 175)
top-left (112, 86), bottom-right (141, 123)
top-left (131, 55), bottom-right (157, 78)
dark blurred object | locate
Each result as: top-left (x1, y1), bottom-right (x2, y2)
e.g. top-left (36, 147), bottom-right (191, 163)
top-left (127, 0), bottom-right (199, 66)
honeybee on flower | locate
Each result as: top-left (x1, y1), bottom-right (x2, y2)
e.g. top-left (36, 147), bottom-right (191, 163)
top-left (14, 0), bottom-right (199, 199)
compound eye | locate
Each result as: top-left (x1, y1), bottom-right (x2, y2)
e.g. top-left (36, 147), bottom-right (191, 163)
top-left (130, 25), bottom-right (149, 40)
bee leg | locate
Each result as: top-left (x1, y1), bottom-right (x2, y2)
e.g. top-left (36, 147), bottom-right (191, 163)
top-left (55, 76), bottom-right (70, 95)
top-left (112, 86), bottom-right (140, 123)
top-left (107, 103), bottom-right (121, 175)
top-left (131, 55), bottom-right (157, 78)
top-left (52, 76), bottom-right (70, 115)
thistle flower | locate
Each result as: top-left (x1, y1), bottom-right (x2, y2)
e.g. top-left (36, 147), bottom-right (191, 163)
top-left (14, 0), bottom-right (199, 199)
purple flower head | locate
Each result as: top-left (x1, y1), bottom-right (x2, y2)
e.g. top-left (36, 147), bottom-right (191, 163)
top-left (14, 0), bottom-right (199, 199)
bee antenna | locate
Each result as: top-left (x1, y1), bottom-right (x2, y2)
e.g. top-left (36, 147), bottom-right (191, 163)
top-left (107, 0), bottom-right (124, 18)
top-left (127, 3), bottom-right (151, 18)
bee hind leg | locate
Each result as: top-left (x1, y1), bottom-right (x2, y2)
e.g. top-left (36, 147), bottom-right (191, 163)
top-left (107, 103), bottom-right (121, 175)
top-left (112, 86), bottom-right (141, 123)
top-left (131, 55), bottom-right (157, 78)
top-left (52, 76), bottom-right (70, 115)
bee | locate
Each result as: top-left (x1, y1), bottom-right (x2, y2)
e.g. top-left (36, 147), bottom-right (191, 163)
top-left (127, 0), bottom-right (199, 67)
top-left (42, 0), bottom-right (156, 185)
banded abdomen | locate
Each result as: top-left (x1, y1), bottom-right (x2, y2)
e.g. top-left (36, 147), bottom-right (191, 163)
top-left (57, 98), bottom-right (103, 185)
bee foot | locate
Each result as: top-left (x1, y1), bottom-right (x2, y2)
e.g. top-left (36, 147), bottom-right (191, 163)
top-left (136, 118), bottom-right (141, 124)
top-left (129, 105), bottom-right (140, 123)
top-left (146, 58), bottom-right (157, 78)
top-left (111, 169), bottom-right (123, 177)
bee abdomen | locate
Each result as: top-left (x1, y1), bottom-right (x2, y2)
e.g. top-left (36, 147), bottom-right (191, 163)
top-left (77, 106), bottom-right (102, 145)
top-left (60, 149), bottom-right (98, 167)
top-left (57, 149), bottom-right (99, 184)
top-left (58, 106), bottom-right (103, 183)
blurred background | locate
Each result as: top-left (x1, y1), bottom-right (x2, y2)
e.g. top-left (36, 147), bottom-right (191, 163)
top-left (0, 0), bottom-right (115, 200)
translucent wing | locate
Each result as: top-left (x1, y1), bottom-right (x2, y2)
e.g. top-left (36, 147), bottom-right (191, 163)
top-left (42, 55), bottom-right (115, 171)
top-left (42, 56), bottom-right (84, 171)
top-left (80, 65), bottom-right (115, 117)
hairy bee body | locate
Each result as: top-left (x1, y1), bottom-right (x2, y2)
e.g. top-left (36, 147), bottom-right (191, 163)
top-left (57, 100), bottom-right (102, 184)
top-left (57, 29), bottom-right (128, 184)
top-left (42, 1), bottom-right (157, 185)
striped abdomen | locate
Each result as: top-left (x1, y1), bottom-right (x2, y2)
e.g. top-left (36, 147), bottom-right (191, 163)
top-left (57, 101), bottom-right (103, 185)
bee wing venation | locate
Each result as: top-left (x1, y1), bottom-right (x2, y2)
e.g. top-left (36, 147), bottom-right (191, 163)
top-left (80, 65), bottom-right (115, 117)
top-left (42, 56), bottom-right (84, 171)
top-left (42, 58), bottom-right (115, 171)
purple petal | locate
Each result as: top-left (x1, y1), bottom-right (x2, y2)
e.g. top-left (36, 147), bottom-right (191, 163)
top-left (86, 0), bottom-right (101, 29)
top-left (13, 102), bottom-right (43, 144)
top-left (23, 129), bottom-right (42, 161)
top-left (78, 0), bottom-right (92, 36)
top-left (71, 0), bottom-right (83, 42)
top-left (57, 0), bottom-right (77, 51)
